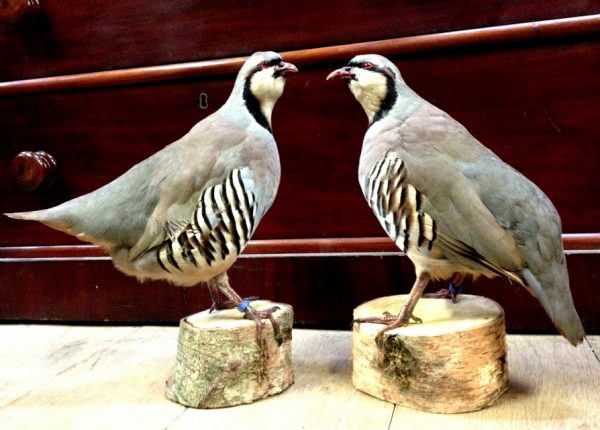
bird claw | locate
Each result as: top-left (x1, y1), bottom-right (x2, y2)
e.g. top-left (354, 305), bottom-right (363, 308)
top-left (374, 314), bottom-right (422, 343)
top-left (353, 312), bottom-right (423, 343)
top-left (209, 295), bottom-right (261, 313)
top-left (410, 315), bottom-right (423, 324)
top-left (423, 282), bottom-right (463, 303)
top-left (353, 315), bottom-right (398, 325)
top-left (244, 305), bottom-right (283, 346)
top-left (424, 288), bottom-right (457, 302)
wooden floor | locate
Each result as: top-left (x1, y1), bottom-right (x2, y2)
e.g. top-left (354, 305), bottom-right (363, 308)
top-left (0, 325), bottom-right (598, 430)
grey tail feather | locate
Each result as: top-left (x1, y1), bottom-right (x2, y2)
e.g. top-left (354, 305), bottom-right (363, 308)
top-left (520, 268), bottom-right (585, 346)
top-left (5, 210), bottom-right (46, 221)
top-left (4, 209), bottom-right (73, 235)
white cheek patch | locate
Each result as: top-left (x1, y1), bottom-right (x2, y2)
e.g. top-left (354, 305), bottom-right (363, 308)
top-left (250, 68), bottom-right (286, 122)
top-left (250, 68), bottom-right (285, 101)
top-left (349, 69), bottom-right (388, 122)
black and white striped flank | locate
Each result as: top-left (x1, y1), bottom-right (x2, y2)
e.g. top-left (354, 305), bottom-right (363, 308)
top-left (155, 168), bottom-right (257, 274)
top-left (364, 152), bottom-right (437, 253)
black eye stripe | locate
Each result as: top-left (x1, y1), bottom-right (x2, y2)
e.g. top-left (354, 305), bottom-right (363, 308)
top-left (348, 61), bottom-right (393, 78)
top-left (258, 58), bottom-right (283, 70)
top-left (348, 60), bottom-right (377, 69)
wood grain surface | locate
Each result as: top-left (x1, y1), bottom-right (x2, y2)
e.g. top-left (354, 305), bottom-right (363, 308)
top-left (1, 0), bottom-right (597, 80)
top-left (0, 326), bottom-right (597, 429)
top-left (0, 4), bottom-right (598, 330)
top-left (2, 14), bottom-right (599, 95)
top-left (0, 253), bottom-right (598, 332)
top-left (2, 40), bottom-right (599, 246)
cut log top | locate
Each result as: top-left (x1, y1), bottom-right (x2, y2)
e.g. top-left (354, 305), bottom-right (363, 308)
top-left (185, 300), bottom-right (292, 329)
top-left (354, 294), bottom-right (504, 336)
top-left (353, 294), bottom-right (508, 413)
top-left (166, 300), bottom-right (294, 409)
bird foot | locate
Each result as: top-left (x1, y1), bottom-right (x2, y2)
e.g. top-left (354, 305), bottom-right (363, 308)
top-left (423, 282), bottom-right (463, 303)
top-left (244, 305), bottom-right (283, 346)
top-left (209, 295), bottom-right (260, 313)
top-left (354, 312), bottom-right (422, 342)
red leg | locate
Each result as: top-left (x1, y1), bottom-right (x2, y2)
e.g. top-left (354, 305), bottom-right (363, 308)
top-left (207, 273), bottom-right (282, 345)
top-left (208, 285), bottom-right (260, 313)
top-left (207, 284), bottom-right (230, 312)
top-left (424, 273), bottom-right (465, 303)
top-left (354, 272), bottom-right (431, 340)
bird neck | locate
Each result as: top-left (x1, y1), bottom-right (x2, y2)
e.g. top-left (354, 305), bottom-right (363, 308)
top-left (242, 79), bottom-right (272, 133)
top-left (351, 74), bottom-right (398, 127)
top-left (372, 77), bottom-right (398, 125)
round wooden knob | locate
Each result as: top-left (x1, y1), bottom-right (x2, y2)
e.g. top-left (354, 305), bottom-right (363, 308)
top-left (11, 150), bottom-right (57, 191)
top-left (0, 0), bottom-right (40, 26)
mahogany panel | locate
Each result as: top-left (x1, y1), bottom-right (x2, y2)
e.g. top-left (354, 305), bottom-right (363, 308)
top-left (0, 0), bottom-right (598, 80)
top-left (2, 14), bottom-right (600, 96)
top-left (1, 233), bottom-right (599, 260)
top-left (0, 253), bottom-right (597, 333)
top-left (1, 40), bottom-right (599, 245)
top-left (0, 0), bottom-right (40, 26)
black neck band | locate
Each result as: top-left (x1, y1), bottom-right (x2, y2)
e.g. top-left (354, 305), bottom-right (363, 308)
top-left (372, 73), bottom-right (397, 125)
top-left (243, 72), bottom-right (272, 133)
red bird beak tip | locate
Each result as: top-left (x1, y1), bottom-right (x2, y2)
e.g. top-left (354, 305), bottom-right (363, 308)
top-left (326, 68), bottom-right (355, 81)
top-left (277, 62), bottom-right (298, 77)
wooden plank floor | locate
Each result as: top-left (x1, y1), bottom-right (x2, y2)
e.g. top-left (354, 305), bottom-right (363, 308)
top-left (0, 326), bottom-right (598, 430)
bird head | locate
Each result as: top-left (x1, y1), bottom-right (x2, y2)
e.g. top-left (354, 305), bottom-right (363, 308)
top-left (327, 54), bottom-right (401, 124)
top-left (236, 51), bottom-right (298, 132)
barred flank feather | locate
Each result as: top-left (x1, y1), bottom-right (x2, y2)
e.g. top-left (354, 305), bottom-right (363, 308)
top-left (155, 168), bottom-right (257, 274)
top-left (365, 152), bottom-right (437, 253)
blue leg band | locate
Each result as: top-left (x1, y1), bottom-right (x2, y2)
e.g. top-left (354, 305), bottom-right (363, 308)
top-left (448, 282), bottom-right (463, 295)
top-left (238, 299), bottom-right (251, 313)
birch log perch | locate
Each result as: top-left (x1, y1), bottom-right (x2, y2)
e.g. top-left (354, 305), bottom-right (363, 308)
top-left (353, 294), bottom-right (508, 413)
top-left (166, 300), bottom-right (294, 408)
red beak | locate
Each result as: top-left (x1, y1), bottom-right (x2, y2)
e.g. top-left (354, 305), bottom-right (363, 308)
top-left (326, 67), bottom-right (355, 81)
top-left (275, 61), bottom-right (298, 77)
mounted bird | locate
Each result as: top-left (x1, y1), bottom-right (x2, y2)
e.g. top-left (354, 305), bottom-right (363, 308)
top-left (327, 54), bottom-right (585, 345)
top-left (6, 51), bottom-right (297, 341)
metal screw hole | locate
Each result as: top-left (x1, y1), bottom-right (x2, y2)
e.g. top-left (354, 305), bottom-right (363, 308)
top-left (199, 93), bottom-right (209, 110)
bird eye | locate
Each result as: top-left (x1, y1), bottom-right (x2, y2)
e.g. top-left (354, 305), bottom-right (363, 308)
top-left (260, 60), bottom-right (271, 69)
top-left (361, 62), bottom-right (374, 70)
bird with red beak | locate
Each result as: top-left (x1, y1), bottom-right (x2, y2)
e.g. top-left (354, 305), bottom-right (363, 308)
top-left (328, 54), bottom-right (584, 346)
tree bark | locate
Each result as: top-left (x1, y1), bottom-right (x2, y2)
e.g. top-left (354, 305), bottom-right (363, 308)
top-left (353, 294), bottom-right (508, 413)
top-left (166, 301), bottom-right (294, 408)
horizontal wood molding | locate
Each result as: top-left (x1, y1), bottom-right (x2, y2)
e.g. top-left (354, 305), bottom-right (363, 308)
top-left (1, 14), bottom-right (599, 96)
top-left (1, 233), bottom-right (599, 260)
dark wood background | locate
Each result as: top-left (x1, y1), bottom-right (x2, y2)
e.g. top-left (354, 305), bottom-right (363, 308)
top-left (1, 1), bottom-right (599, 333)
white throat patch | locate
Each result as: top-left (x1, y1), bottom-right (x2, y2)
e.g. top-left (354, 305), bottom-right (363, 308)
top-left (349, 69), bottom-right (388, 123)
top-left (249, 68), bottom-right (286, 126)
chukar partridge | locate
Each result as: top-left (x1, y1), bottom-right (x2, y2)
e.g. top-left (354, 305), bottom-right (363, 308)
top-left (6, 51), bottom-right (297, 341)
top-left (328, 54), bottom-right (584, 345)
